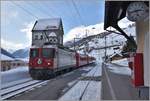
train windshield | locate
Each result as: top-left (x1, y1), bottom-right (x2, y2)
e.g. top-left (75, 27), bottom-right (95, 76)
top-left (30, 49), bottom-right (39, 58)
top-left (42, 48), bottom-right (55, 58)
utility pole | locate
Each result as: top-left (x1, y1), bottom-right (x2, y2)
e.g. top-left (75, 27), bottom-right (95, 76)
top-left (85, 29), bottom-right (88, 38)
top-left (74, 37), bottom-right (81, 51)
top-left (105, 35), bottom-right (107, 62)
top-left (74, 38), bottom-right (75, 51)
top-left (85, 29), bottom-right (88, 54)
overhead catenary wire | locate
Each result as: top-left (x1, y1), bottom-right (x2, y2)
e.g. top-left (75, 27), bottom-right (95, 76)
top-left (10, 1), bottom-right (39, 19)
top-left (29, 1), bottom-right (55, 18)
top-left (71, 0), bottom-right (85, 26)
top-left (40, 1), bottom-right (60, 17)
top-left (71, 0), bottom-right (88, 52)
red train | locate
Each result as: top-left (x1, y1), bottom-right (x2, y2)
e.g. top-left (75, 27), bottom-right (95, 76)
top-left (29, 46), bottom-right (95, 80)
top-left (29, 18), bottom-right (95, 80)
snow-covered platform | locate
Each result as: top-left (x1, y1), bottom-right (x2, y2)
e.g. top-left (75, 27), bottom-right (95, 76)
top-left (59, 64), bottom-right (102, 101)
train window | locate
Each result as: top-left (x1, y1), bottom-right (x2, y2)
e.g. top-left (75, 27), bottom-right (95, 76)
top-left (42, 48), bottom-right (55, 58)
top-left (30, 49), bottom-right (38, 58)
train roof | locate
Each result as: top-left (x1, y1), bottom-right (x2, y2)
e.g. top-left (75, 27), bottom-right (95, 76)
top-left (58, 45), bottom-right (76, 52)
top-left (32, 18), bottom-right (62, 31)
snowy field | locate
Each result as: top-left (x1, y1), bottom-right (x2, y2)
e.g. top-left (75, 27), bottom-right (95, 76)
top-left (106, 58), bottom-right (131, 76)
top-left (1, 66), bottom-right (31, 85)
top-left (111, 58), bottom-right (128, 67)
top-left (59, 64), bottom-right (101, 101)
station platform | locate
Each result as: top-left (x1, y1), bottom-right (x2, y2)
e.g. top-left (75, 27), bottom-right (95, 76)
top-left (58, 62), bottom-right (149, 101)
top-left (101, 62), bottom-right (149, 100)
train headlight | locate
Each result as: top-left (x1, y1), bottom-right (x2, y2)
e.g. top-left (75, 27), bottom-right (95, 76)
top-left (48, 62), bottom-right (51, 65)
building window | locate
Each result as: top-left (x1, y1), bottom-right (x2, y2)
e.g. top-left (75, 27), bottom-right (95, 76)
top-left (34, 35), bottom-right (38, 40)
top-left (40, 35), bottom-right (43, 40)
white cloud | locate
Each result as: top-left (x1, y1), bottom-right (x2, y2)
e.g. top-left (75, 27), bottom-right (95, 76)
top-left (20, 21), bottom-right (34, 45)
top-left (1, 10), bottom-right (19, 25)
top-left (64, 23), bottom-right (104, 43)
top-left (1, 38), bottom-right (25, 51)
top-left (1, 21), bottom-right (33, 51)
top-left (1, 10), bottom-right (19, 18)
top-left (64, 26), bottom-right (85, 43)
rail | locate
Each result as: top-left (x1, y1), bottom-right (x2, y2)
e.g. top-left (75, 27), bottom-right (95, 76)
top-left (1, 79), bottom-right (49, 100)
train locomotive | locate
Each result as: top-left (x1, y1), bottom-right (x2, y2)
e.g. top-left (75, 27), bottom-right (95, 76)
top-left (29, 18), bottom-right (95, 80)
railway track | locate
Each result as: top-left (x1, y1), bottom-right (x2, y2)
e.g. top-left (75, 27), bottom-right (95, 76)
top-left (1, 79), bottom-right (49, 100)
top-left (1, 65), bottom-right (94, 100)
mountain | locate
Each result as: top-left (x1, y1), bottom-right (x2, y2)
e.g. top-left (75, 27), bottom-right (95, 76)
top-left (5, 49), bottom-right (15, 54)
top-left (1, 48), bottom-right (15, 58)
top-left (12, 48), bottom-right (29, 58)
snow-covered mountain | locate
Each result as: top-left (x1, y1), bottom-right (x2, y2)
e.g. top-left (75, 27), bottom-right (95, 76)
top-left (12, 48), bottom-right (29, 58)
top-left (67, 23), bottom-right (136, 62)
top-left (1, 47), bottom-right (29, 60)
top-left (4, 49), bottom-right (15, 54)
top-left (1, 48), bottom-right (15, 58)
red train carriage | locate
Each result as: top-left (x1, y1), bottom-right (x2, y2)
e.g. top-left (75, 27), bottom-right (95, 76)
top-left (88, 56), bottom-right (96, 64)
top-left (75, 53), bottom-right (95, 67)
top-left (29, 46), bottom-right (76, 79)
top-left (75, 53), bottom-right (88, 67)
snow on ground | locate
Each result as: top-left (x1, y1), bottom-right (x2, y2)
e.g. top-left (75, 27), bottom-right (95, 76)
top-left (59, 64), bottom-right (101, 101)
top-left (1, 66), bottom-right (30, 84)
top-left (84, 66), bottom-right (97, 77)
top-left (1, 53), bottom-right (14, 61)
top-left (1, 66), bottom-right (28, 74)
top-left (60, 81), bottom-right (101, 101)
top-left (111, 58), bottom-right (128, 67)
top-left (80, 66), bottom-right (93, 71)
top-left (84, 65), bottom-right (102, 77)
top-left (1, 78), bottom-right (31, 89)
top-left (59, 81), bottom-right (89, 101)
top-left (106, 59), bottom-right (131, 76)
top-left (81, 81), bottom-right (101, 101)
top-left (94, 65), bottom-right (102, 77)
top-left (15, 58), bottom-right (29, 63)
top-left (107, 65), bottom-right (131, 76)
top-left (68, 80), bottom-right (77, 87)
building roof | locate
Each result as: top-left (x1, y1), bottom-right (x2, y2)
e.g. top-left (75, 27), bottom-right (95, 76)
top-left (104, 1), bottom-right (130, 30)
top-left (1, 54), bottom-right (14, 61)
top-left (104, 1), bottom-right (149, 30)
top-left (32, 18), bottom-right (62, 31)
top-left (103, 1), bottom-right (148, 46)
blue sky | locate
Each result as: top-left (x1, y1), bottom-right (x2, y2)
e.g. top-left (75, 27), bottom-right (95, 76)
top-left (1, 0), bottom-right (104, 51)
